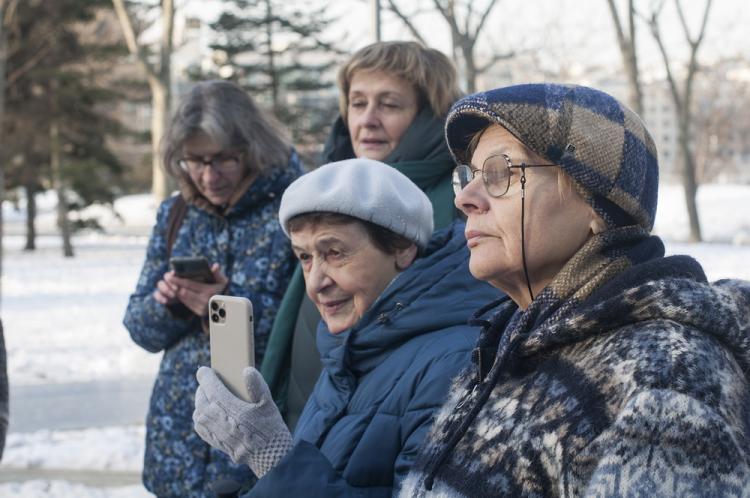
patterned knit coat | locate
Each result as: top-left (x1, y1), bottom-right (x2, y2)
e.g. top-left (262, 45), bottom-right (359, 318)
top-left (401, 228), bottom-right (750, 497)
top-left (123, 153), bottom-right (301, 498)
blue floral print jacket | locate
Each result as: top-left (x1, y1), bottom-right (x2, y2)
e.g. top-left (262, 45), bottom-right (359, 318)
top-left (123, 152), bottom-right (301, 498)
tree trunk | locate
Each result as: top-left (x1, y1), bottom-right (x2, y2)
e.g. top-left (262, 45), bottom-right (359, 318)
top-left (111, 0), bottom-right (174, 202)
top-left (150, 79), bottom-right (170, 201)
top-left (50, 121), bottom-right (73, 257)
top-left (681, 157), bottom-right (701, 242)
top-left (677, 115), bottom-right (702, 241)
top-left (265, 0), bottom-right (279, 113)
top-left (605, 0), bottom-right (644, 116)
top-left (0, 0), bottom-right (7, 302)
top-left (23, 183), bottom-right (36, 251)
top-left (461, 41), bottom-right (477, 94)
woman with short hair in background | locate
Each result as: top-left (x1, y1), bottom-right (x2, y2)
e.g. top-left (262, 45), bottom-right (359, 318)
top-left (261, 41), bottom-right (466, 431)
top-left (123, 80), bottom-right (301, 497)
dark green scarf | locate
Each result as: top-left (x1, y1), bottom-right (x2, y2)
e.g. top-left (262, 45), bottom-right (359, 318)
top-left (260, 108), bottom-right (458, 410)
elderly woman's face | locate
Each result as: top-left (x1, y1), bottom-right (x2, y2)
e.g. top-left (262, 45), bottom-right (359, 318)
top-left (347, 70), bottom-right (419, 161)
top-left (291, 222), bottom-right (414, 334)
top-left (455, 125), bottom-right (598, 304)
top-left (182, 132), bottom-right (247, 206)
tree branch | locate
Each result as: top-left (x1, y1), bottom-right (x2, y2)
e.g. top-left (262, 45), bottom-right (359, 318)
top-left (159, 0), bottom-right (174, 80)
top-left (432, 0), bottom-right (459, 33)
top-left (384, 0), bottom-right (427, 44)
top-left (675, 0), bottom-right (711, 49)
top-left (474, 0), bottom-right (501, 41)
top-left (1, 0), bottom-right (20, 27)
top-left (111, 0), bottom-right (158, 81)
top-left (647, 6), bottom-right (682, 110)
top-left (606, 0), bottom-right (628, 50)
top-left (476, 49), bottom-right (515, 73)
top-left (6, 35), bottom-right (55, 86)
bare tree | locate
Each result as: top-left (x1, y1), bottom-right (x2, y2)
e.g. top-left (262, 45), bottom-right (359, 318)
top-left (0, 0), bottom-right (20, 301)
top-left (0, 0), bottom-right (7, 303)
top-left (644, 0), bottom-right (712, 242)
top-left (49, 119), bottom-right (73, 257)
top-left (111, 0), bottom-right (174, 202)
top-left (385, 0), bottom-right (513, 93)
top-left (692, 59), bottom-right (750, 185)
top-left (605, 0), bottom-right (643, 115)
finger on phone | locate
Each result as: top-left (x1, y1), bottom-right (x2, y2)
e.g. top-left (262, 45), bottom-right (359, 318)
top-left (157, 279), bottom-right (178, 298)
top-left (211, 264), bottom-right (228, 286)
top-left (153, 289), bottom-right (168, 304)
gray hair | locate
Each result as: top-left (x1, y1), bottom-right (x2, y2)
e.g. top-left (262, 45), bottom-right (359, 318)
top-left (163, 80), bottom-right (291, 179)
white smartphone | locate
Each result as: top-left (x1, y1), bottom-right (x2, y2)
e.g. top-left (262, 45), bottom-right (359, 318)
top-left (208, 295), bottom-right (255, 402)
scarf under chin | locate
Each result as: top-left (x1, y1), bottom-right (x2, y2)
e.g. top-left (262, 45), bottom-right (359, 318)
top-left (521, 226), bottom-right (664, 333)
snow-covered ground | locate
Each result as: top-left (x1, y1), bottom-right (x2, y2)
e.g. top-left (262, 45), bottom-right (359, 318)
top-left (0, 184), bottom-right (748, 497)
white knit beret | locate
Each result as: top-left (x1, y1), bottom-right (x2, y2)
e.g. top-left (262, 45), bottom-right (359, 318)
top-left (279, 158), bottom-right (434, 249)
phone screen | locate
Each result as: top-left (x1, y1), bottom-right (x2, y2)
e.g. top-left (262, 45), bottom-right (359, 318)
top-left (169, 257), bottom-right (215, 283)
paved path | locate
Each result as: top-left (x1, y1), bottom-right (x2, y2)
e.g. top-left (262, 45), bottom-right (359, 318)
top-left (4, 379), bottom-right (153, 488)
top-left (9, 378), bottom-right (153, 433)
top-left (0, 468), bottom-right (141, 486)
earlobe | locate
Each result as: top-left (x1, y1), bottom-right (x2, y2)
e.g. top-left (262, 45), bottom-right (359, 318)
top-left (589, 212), bottom-right (607, 235)
top-left (395, 245), bottom-right (418, 271)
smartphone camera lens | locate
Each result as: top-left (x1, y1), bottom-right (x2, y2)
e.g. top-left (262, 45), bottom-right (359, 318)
top-left (210, 301), bottom-right (219, 311)
top-left (218, 308), bottom-right (226, 318)
top-left (211, 313), bottom-right (220, 323)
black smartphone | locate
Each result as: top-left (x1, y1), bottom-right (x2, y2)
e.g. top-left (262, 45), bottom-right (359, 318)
top-left (169, 256), bottom-right (216, 283)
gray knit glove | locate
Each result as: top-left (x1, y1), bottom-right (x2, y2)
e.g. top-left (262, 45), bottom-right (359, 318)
top-left (193, 366), bottom-right (293, 477)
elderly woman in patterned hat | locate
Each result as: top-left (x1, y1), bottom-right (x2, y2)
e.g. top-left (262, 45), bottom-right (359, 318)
top-left (400, 84), bottom-right (750, 497)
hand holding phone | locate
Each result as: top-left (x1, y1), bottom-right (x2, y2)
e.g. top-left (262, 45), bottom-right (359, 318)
top-left (169, 256), bottom-right (216, 284)
top-left (208, 295), bottom-right (255, 402)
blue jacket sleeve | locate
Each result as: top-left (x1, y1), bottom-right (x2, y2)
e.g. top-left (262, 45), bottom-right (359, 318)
top-left (123, 198), bottom-right (197, 353)
top-left (246, 441), bottom-right (391, 498)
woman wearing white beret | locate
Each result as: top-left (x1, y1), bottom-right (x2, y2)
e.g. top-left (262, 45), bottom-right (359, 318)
top-left (193, 158), bottom-right (498, 497)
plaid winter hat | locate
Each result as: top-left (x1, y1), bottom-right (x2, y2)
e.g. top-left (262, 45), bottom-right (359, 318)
top-left (445, 83), bottom-right (659, 231)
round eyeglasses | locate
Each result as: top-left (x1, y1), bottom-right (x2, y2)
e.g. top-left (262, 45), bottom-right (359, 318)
top-left (178, 153), bottom-right (243, 175)
top-left (452, 154), bottom-right (558, 197)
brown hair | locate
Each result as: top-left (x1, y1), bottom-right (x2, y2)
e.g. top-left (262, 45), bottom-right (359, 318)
top-left (287, 212), bottom-right (414, 256)
top-left (337, 41), bottom-right (461, 120)
top-left (163, 80), bottom-right (291, 181)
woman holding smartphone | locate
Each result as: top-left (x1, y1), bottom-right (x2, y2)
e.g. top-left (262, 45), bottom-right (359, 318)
top-left (193, 159), bottom-right (499, 497)
top-left (123, 80), bottom-right (301, 498)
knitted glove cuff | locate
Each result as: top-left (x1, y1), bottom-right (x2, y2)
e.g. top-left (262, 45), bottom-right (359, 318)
top-left (248, 430), bottom-right (294, 478)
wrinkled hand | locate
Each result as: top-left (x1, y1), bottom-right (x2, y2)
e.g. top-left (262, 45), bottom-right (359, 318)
top-left (193, 366), bottom-right (293, 478)
top-left (159, 263), bottom-right (228, 316)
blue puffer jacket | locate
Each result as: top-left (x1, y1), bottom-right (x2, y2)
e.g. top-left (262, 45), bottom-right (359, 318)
top-left (123, 153), bottom-right (301, 498)
top-left (248, 221), bottom-right (502, 497)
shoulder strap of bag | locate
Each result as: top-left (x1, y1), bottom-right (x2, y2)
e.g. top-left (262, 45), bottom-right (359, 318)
top-left (165, 195), bottom-right (188, 258)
